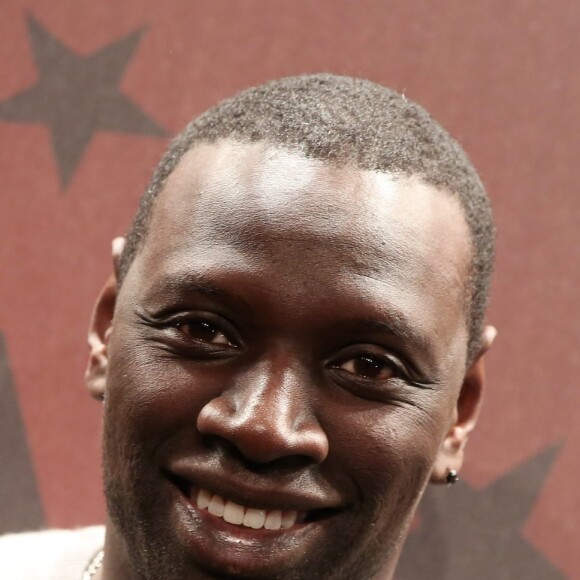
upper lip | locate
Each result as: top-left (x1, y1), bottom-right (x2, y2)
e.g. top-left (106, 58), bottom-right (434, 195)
top-left (165, 461), bottom-right (345, 513)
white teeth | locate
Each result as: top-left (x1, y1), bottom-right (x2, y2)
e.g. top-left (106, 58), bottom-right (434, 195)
top-left (264, 510), bottom-right (282, 530)
top-left (208, 494), bottom-right (225, 517)
top-left (223, 501), bottom-right (245, 525)
top-left (197, 488), bottom-right (211, 510)
top-left (243, 508), bottom-right (266, 529)
top-left (281, 511), bottom-right (298, 529)
top-left (195, 488), bottom-right (300, 530)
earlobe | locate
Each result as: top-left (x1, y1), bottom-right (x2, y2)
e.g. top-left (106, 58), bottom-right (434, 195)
top-left (430, 325), bottom-right (497, 484)
top-left (85, 274), bottom-right (117, 401)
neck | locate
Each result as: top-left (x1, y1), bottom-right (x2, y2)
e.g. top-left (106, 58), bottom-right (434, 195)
top-left (99, 519), bottom-right (139, 580)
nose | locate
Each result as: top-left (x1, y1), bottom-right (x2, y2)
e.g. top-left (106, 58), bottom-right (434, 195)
top-left (196, 360), bottom-right (329, 465)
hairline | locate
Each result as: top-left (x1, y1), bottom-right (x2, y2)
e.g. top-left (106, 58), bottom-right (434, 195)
top-left (118, 74), bottom-right (494, 364)
top-left (120, 136), bottom-right (478, 360)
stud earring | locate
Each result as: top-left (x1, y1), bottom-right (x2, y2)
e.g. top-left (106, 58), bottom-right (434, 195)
top-left (446, 469), bottom-right (459, 485)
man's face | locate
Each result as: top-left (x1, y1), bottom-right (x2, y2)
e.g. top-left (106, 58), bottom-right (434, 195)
top-left (101, 140), bottom-right (472, 579)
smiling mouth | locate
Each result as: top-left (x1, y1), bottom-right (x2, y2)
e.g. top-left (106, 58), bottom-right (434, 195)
top-left (197, 488), bottom-right (302, 530)
top-left (167, 472), bottom-right (339, 531)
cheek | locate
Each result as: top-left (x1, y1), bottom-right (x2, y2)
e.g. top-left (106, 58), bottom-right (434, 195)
top-left (102, 336), bottom-right (225, 468)
top-left (325, 402), bottom-right (445, 508)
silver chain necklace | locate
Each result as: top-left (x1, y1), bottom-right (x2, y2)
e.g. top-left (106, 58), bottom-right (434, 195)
top-left (83, 550), bottom-right (104, 580)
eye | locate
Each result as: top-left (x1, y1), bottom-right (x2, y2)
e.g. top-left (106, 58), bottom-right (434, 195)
top-left (175, 320), bottom-right (235, 346)
top-left (335, 354), bottom-right (398, 380)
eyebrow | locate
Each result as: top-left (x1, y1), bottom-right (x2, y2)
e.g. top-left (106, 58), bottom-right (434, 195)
top-left (146, 271), bottom-right (433, 357)
top-left (144, 272), bottom-right (253, 313)
top-left (346, 272), bottom-right (437, 358)
top-left (340, 316), bottom-right (431, 352)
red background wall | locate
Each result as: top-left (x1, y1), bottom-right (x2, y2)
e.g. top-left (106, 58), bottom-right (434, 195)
top-left (0, 1), bottom-right (578, 578)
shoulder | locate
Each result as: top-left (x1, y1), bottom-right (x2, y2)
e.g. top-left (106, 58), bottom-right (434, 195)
top-left (0, 526), bottom-right (105, 580)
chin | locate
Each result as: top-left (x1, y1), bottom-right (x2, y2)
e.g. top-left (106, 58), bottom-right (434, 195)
top-left (105, 473), bottom-right (412, 580)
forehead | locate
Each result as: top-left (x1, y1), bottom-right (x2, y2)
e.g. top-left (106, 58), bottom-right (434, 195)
top-left (150, 140), bottom-right (470, 257)
top-left (135, 140), bottom-right (472, 367)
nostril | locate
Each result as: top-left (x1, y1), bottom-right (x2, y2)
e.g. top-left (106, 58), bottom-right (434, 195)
top-left (199, 433), bottom-right (315, 473)
top-left (197, 391), bottom-right (328, 464)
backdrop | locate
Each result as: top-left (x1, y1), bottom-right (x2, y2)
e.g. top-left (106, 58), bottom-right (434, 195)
top-left (0, 1), bottom-right (578, 578)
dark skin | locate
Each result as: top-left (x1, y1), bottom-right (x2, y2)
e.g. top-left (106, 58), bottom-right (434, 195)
top-left (86, 141), bottom-right (495, 580)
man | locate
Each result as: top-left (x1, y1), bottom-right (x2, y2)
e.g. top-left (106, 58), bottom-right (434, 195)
top-left (2, 74), bottom-right (496, 579)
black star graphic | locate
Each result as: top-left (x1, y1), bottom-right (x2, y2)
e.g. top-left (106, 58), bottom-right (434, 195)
top-left (0, 16), bottom-right (167, 186)
top-left (0, 332), bottom-right (45, 533)
top-left (397, 446), bottom-right (564, 580)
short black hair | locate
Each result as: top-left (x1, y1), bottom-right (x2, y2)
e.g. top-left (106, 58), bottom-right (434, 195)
top-left (120, 73), bottom-right (494, 363)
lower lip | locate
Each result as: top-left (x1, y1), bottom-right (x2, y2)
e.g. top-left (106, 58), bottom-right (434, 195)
top-left (168, 481), bottom-right (330, 575)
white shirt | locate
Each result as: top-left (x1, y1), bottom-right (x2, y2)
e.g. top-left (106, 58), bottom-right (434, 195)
top-left (0, 526), bottom-right (104, 580)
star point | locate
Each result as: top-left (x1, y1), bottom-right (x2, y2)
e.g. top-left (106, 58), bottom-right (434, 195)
top-left (0, 15), bottom-right (167, 187)
top-left (398, 446), bottom-right (564, 579)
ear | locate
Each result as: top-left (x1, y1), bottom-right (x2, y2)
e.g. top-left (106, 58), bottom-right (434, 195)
top-left (430, 325), bottom-right (497, 484)
top-left (84, 237), bottom-right (125, 401)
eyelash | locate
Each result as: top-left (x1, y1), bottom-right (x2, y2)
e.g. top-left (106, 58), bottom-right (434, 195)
top-left (147, 313), bottom-right (240, 353)
top-left (147, 313), bottom-right (413, 387)
top-left (173, 319), bottom-right (236, 346)
top-left (330, 352), bottom-right (407, 382)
